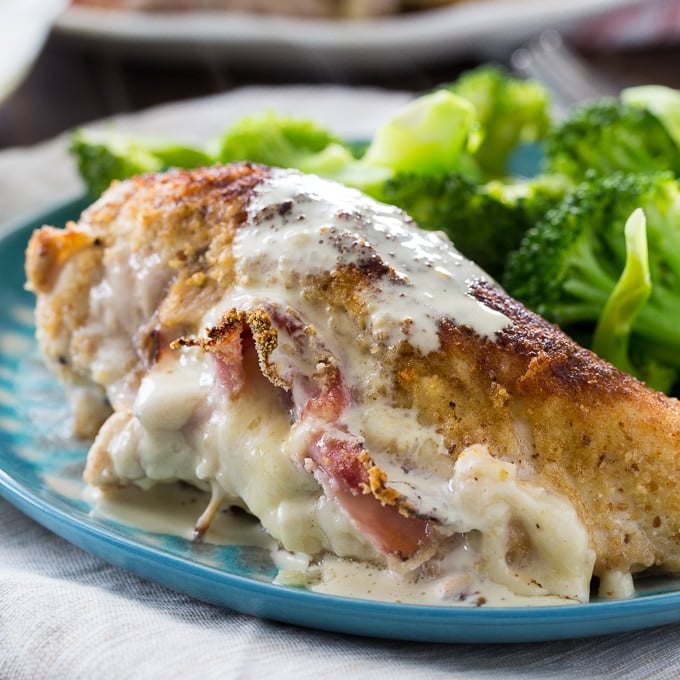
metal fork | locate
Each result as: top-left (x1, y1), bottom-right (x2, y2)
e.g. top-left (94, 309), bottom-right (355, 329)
top-left (511, 29), bottom-right (621, 116)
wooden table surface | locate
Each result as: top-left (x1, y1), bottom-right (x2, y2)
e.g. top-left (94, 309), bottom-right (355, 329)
top-left (2, 27), bottom-right (680, 150)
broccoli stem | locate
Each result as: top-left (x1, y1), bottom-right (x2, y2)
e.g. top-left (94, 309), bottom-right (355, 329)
top-left (555, 244), bottom-right (618, 323)
top-left (592, 209), bottom-right (651, 375)
top-left (633, 301), bottom-right (680, 360)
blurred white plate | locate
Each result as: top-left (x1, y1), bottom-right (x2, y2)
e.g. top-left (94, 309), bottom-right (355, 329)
top-left (0, 0), bottom-right (68, 103)
top-left (53, 0), bottom-right (644, 69)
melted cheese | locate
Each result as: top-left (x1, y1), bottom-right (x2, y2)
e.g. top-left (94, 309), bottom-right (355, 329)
top-left (446, 445), bottom-right (595, 601)
top-left (122, 346), bottom-right (380, 561)
top-left (103, 343), bottom-right (596, 605)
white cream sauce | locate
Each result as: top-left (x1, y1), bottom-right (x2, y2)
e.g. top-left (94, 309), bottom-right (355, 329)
top-left (273, 444), bottom-right (595, 606)
top-left (85, 483), bottom-right (277, 549)
top-left (286, 555), bottom-right (580, 608)
top-left (104, 344), bottom-right (380, 562)
top-left (83, 444), bottom-right (595, 607)
top-left (445, 445), bottom-right (595, 601)
top-left (237, 169), bottom-right (510, 355)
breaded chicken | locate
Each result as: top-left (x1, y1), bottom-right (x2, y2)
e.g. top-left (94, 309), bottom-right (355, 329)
top-left (24, 162), bottom-right (680, 603)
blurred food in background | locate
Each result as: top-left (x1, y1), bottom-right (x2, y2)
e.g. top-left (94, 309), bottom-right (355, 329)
top-left (69, 0), bottom-right (480, 18)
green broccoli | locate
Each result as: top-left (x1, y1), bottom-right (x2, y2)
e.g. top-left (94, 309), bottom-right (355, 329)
top-left (217, 111), bottom-right (347, 171)
top-left (379, 172), bottom-right (567, 280)
top-left (70, 129), bottom-right (215, 198)
top-left (69, 66), bottom-right (551, 204)
top-left (504, 172), bottom-right (680, 392)
top-left (622, 85), bottom-right (680, 148)
top-left (217, 90), bottom-right (484, 197)
top-left (443, 65), bottom-right (552, 177)
top-left (358, 89), bottom-right (482, 179)
top-left (71, 88), bottom-right (484, 200)
top-left (543, 99), bottom-right (680, 181)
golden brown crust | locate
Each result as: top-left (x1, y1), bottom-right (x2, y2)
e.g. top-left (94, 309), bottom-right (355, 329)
top-left (24, 163), bottom-right (269, 395)
top-left (470, 279), bottom-right (637, 399)
top-left (25, 225), bottom-right (96, 294)
top-left (424, 280), bottom-right (680, 574)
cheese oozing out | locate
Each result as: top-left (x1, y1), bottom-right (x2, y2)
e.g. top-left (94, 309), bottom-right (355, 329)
top-left (87, 169), bottom-right (597, 605)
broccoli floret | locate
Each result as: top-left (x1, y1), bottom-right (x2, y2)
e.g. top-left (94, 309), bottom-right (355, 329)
top-left (443, 65), bottom-right (551, 178)
top-left (68, 89), bottom-right (486, 216)
top-left (216, 91), bottom-right (482, 196)
top-left (70, 129), bottom-right (215, 197)
top-left (622, 85), bottom-right (680, 148)
top-left (504, 172), bottom-right (680, 391)
top-left (379, 172), bottom-right (567, 280)
top-left (544, 99), bottom-right (680, 180)
top-left (359, 89), bottom-right (481, 179)
top-left (217, 111), bottom-right (348, 171)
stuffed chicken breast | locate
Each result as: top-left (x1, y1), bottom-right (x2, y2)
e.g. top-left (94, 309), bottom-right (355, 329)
top-left (25, 162), bottom-right (680, 605)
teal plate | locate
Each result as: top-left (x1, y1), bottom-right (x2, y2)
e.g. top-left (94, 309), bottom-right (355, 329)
top-left (3, 198), bottom-right (680, 644)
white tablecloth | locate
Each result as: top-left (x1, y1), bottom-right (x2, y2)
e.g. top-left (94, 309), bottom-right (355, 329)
top-left (2, 85), bottom-right (680, 680)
